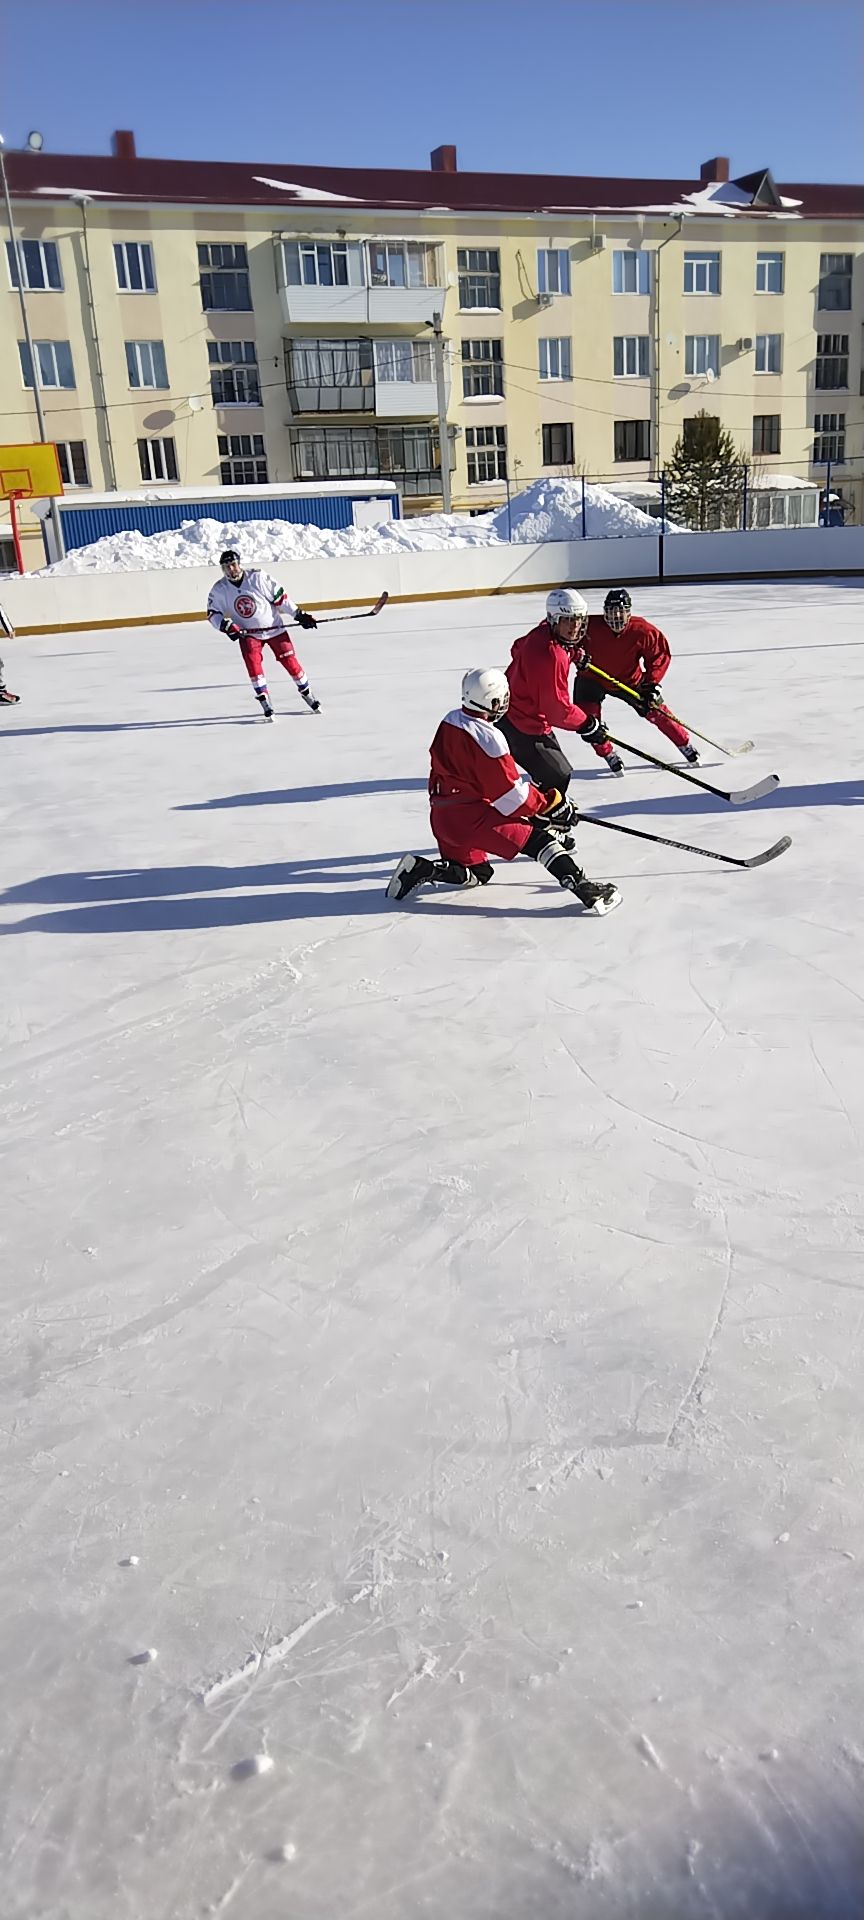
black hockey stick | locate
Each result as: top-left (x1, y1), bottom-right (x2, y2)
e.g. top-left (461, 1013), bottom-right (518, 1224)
top-left (289, 591), bottom-right (389, 628)
top-left (606, 733), bottom-right (778, 806)
top-left (580, 813), bottom-right (791, 870)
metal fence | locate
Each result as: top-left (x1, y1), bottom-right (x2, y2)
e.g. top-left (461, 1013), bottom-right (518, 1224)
top-left (487, 465), bottom-right (856, 541)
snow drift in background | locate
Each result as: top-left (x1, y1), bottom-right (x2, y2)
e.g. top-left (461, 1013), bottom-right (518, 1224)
top-left (40, 479), bottom-right (665, 575)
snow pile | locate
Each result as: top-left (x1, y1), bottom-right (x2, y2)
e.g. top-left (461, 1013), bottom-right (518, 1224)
top-left (40, 479), bottom-right (667, 576)
top-left (488, 476), bottom-right (673, 542)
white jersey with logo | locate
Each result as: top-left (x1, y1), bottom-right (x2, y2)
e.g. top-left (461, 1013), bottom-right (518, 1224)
top-left (207, 570), bottom-right (299, 637)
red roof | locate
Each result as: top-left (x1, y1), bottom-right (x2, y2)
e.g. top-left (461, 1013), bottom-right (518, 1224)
top-left (6, 149), bottom-right (864, 220)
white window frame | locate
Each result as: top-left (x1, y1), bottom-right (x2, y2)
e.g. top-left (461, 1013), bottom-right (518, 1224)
top-left (756, 251), bottom-right (784, 295)
top-left (55, 440), bottom-right (90, 486)
top-left (375, 338), bottom-right (435, 384)
top-left (537, 248), bottom-right (571, 296)
top-left (283, 239), bottom-right (363, 289)
top-left (456, 248), bottom-right (501, 312)
top-left (684, 334), bottom-right (720, 378)
top-left (612, 250), bottom-right (652, 295)
top-left (19, 338), bottom-right (76, 389)
top-left (114, 241), bottom-right (156, 292)
top-left (613, 335), bottom-right (649, 378)
top-left (125, 339), bottom-right (169, 390)
top-left (539, 337), bottom-right (572, 381)
top-left (367, 241), bottom-right (439, 290)
top-left (6, 237), bottom-right (63, 291)
top-left (683, 250), bottom-right (721, 295)
top-left (755, 333), bottom-right (782, 374)
top-left (138, 436), bottom-right (178, 482)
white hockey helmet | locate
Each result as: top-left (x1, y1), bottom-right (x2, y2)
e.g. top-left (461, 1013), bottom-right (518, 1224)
top-left (546, 586), bottom-right (588, 632)
top-left (461, 666), bottom-right (510, 719)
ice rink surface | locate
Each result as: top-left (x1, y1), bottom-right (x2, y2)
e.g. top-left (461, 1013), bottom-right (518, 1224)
top-left (2, 578), bottom-right (864, 1919)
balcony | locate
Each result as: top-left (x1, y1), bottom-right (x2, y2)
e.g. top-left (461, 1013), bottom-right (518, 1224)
top-left (279, 282), bottom-right (446, 328)
top-left (285, 339), bottom-right (448, 420)
top-left (289, 424), bottom-right (455, 499)
top-left (278, 239), bottom-right (446, 329)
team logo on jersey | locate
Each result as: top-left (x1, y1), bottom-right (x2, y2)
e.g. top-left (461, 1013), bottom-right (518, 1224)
top-left (234, 594), bottom-right (256, 618)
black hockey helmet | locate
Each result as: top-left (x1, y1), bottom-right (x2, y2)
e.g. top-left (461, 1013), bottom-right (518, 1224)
top-left (603, 587), bottom-right (632, 631)
top-left (220, 549), bottom-right (242, 570)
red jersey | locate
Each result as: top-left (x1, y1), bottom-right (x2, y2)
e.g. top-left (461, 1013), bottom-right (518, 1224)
top-left (584, 613), bottom-right (672, 689)
top-left (505, 621), bottom-right (588, 735)
top-left (429, 708), bottom-right (546, 818)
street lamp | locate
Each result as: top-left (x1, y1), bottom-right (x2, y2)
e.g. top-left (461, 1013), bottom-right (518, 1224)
top-left (0, 131), bottom-right (66, 560)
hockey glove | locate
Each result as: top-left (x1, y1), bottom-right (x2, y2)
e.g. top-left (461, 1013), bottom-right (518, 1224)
top-left (296, 608), bottom-right (318, 630)
top-left (220, 618), bottom-right (244, 642)
top-left (542, 790), bottom-right (577, 832)
top-left (577, 715), bottom-right (610, 747)
top-left (636, 680), bottom-right (660, 716)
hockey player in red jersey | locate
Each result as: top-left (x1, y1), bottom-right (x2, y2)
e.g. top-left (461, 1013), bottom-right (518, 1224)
top-left (501, 588), bottom-right (624, 782)
top-left (578, 588), bottom-right (698, 766)
top-left (385, 667), bottom-right (621, 916)
top-left (0, 602), bottom-right (19, 704)
top-left (207, 550), bottom-right (320, 720)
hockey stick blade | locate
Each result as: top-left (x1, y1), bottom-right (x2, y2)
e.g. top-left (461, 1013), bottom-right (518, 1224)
top-left (580, 812), bottom-right (792, 871)
top-left (607, 734), bottom-right (778, 806)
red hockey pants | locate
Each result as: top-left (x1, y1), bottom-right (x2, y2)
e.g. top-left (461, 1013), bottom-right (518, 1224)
top-left (239, 631), bottom-right (306, 690)
top-left (430, 800), bottom-right (533, 867)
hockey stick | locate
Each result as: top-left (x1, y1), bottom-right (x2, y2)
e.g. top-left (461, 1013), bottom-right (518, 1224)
top-left (605, 732), bottom-right (778, 806)
top-left (580, 813), bottom-right (792, 870)
top-left (289, 591), bottom-right (389, 629)
top-left (583, 661), bottom-right (753, 757)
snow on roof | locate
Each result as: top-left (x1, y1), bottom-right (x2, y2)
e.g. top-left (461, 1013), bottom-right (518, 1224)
top-left (252, 176), bottom-right (361, 203)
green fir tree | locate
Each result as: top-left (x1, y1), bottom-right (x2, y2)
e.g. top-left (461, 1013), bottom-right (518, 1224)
top-left (665, 411), bottom-right (749, 531)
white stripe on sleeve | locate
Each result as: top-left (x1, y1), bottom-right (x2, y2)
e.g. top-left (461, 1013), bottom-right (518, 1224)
top-left (493, 776), bottom-right (532, 817)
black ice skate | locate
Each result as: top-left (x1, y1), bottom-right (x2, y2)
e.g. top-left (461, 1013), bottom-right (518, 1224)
top-left (574, 878), bottom-right (623, 917)
top-left (386, 854), bottom-right (436, 900)
top-left (0, 687), bottom-right (20, 704)
top-left (300, 688), bottom-right (321, 713)
top-left (256, 693), bottom-right (274, 721)
top-left (681, 743), bottom-right (700, 765)
top-left (606, 752), bottom-right (625, 777)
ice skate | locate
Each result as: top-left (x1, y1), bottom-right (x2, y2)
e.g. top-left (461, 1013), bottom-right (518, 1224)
top-left (256, 693), bottom-right (274, 721)
top-left (681, 743), bottom-right (700, 765)
top-left (386, 854), bottom-right (436, 901)
top-left (0, 687), bottom-right (20, 704)
top-left (605, 752), bottom-right (625, 777)
top-left (300, 687), bottom-right (321, 713)
top-left (574, 878), bottom-right (623, 917)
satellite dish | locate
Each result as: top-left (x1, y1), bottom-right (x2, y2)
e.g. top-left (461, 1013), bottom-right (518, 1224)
top-left (27, 130), bottom-right (44, 151)
top-left (187, 394), bottom-right (204, 412)
top-left (705, 367), bottom-right (716, 382)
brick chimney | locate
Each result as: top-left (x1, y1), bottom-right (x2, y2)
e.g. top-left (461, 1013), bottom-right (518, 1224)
top-left (430, 144), bottom-right (457, 173)
top-left (112, 130), bottom-right (137, 160)
top-left (700, 155), bottom-right (729, 184)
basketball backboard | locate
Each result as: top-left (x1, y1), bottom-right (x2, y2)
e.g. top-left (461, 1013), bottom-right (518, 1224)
top-left (0, 442), bottom-right (64, 500)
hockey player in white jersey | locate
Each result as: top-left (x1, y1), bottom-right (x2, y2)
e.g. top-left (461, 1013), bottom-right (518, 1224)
top-left (207, 550), bottom-right (321, 719)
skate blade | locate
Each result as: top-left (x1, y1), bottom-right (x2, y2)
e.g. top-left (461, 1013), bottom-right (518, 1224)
top-left (586, 888), bottom-right (623, 917)
top-left (385, 855), bottom-right (428, 901)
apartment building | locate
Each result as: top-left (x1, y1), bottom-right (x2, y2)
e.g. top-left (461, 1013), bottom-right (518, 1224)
top-left (2, 132), bottom-right (862, 565)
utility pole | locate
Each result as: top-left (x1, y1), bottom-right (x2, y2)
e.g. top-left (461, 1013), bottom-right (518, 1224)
top-left (431, 310), bottom-right (451, 513)
top-left (0, 133), bottom-right (66, 561)
top-left (651, 215), bottom-right (684, 482)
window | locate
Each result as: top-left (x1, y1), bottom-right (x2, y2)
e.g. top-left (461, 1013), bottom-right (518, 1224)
top-left (815, 333), bottom-right (848, 390)
top-left (756, 250), bottom-right (784, 294)
top-left (457, 248), bottom-right (501, 310)
top-left (114, 241), bottom-right (156, 292)
top-left (6, 238), bottom-right (62, 291)
top-left (18, 339), bottom-right (75, 389)
top-left (542, 422), bottom-right (574, 465)
top-left (752, 415), bottom-right (781, 455)
top-left (614, 335), bottom-right (649, 377)
top-left (137, 437), bottom-right (178, 482)
top-left (537, 248), bottom-right (570, 295)
top-left (613, 250), bottom-right (652, 295)
top-left (125, 339), bottom-right (169, 389)
top-left (461, 338), bottom-right (504, 397)
top-left (218, 432), bottom-right (268, 485)
top-left (376, 339), bottom-right (435, 383)
top-left (465, 425), bottom-right (507, 484)
top-left (207, 339), bottom-right (261, 406)
top-left (197, 243), bottom-right (252, 311)
top-left (755, 333), bottom-right (782, 374)
top-left (684, 250), bottom-right (721, 295)
top-left (283, 240), bottom-right (363, 288)
top-left (539, 337), bottom-right (572, 381)
top-left (813, 413), bottom-right (845, 462)
top-left (685, 334), bottom-right (720, 377)
top-left (55, 440), bottom-right (90, 486)
top-left (368, 241), bottom-right (439, 289)
top-left (290, 425), bottom-right (445, 495)
top-left (818, 253), bottom-right (852, 311)
top-left (682, 415), bottom-right (719, 454)
top-left (614, 420), bottom-right (651, 462)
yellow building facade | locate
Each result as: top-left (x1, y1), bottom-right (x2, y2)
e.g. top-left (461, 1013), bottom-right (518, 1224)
top-left (2, 138), bottom-right (862, 565)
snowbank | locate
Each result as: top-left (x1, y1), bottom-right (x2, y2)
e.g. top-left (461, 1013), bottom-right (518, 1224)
top-left (40, 479), bottom-right (665, 576)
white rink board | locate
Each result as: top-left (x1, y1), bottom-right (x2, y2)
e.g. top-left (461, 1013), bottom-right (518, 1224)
top-left (2, 580), bottom-right (864, 1919)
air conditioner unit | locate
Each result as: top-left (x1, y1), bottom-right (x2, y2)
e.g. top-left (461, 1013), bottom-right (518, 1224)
top-left (738, 336), bottom-right (754, 352)
top-left (591, 234), bottom-right (606, 253)
top-left (538, 292), bottom-right (554, 308)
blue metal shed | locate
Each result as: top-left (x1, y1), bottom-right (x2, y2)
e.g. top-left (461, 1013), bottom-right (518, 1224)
top-left (41, 482), bottom-right (400, 561)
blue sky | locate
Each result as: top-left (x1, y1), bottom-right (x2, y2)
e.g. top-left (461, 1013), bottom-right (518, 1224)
top-left (3, 0), bottom-right (863, 183)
